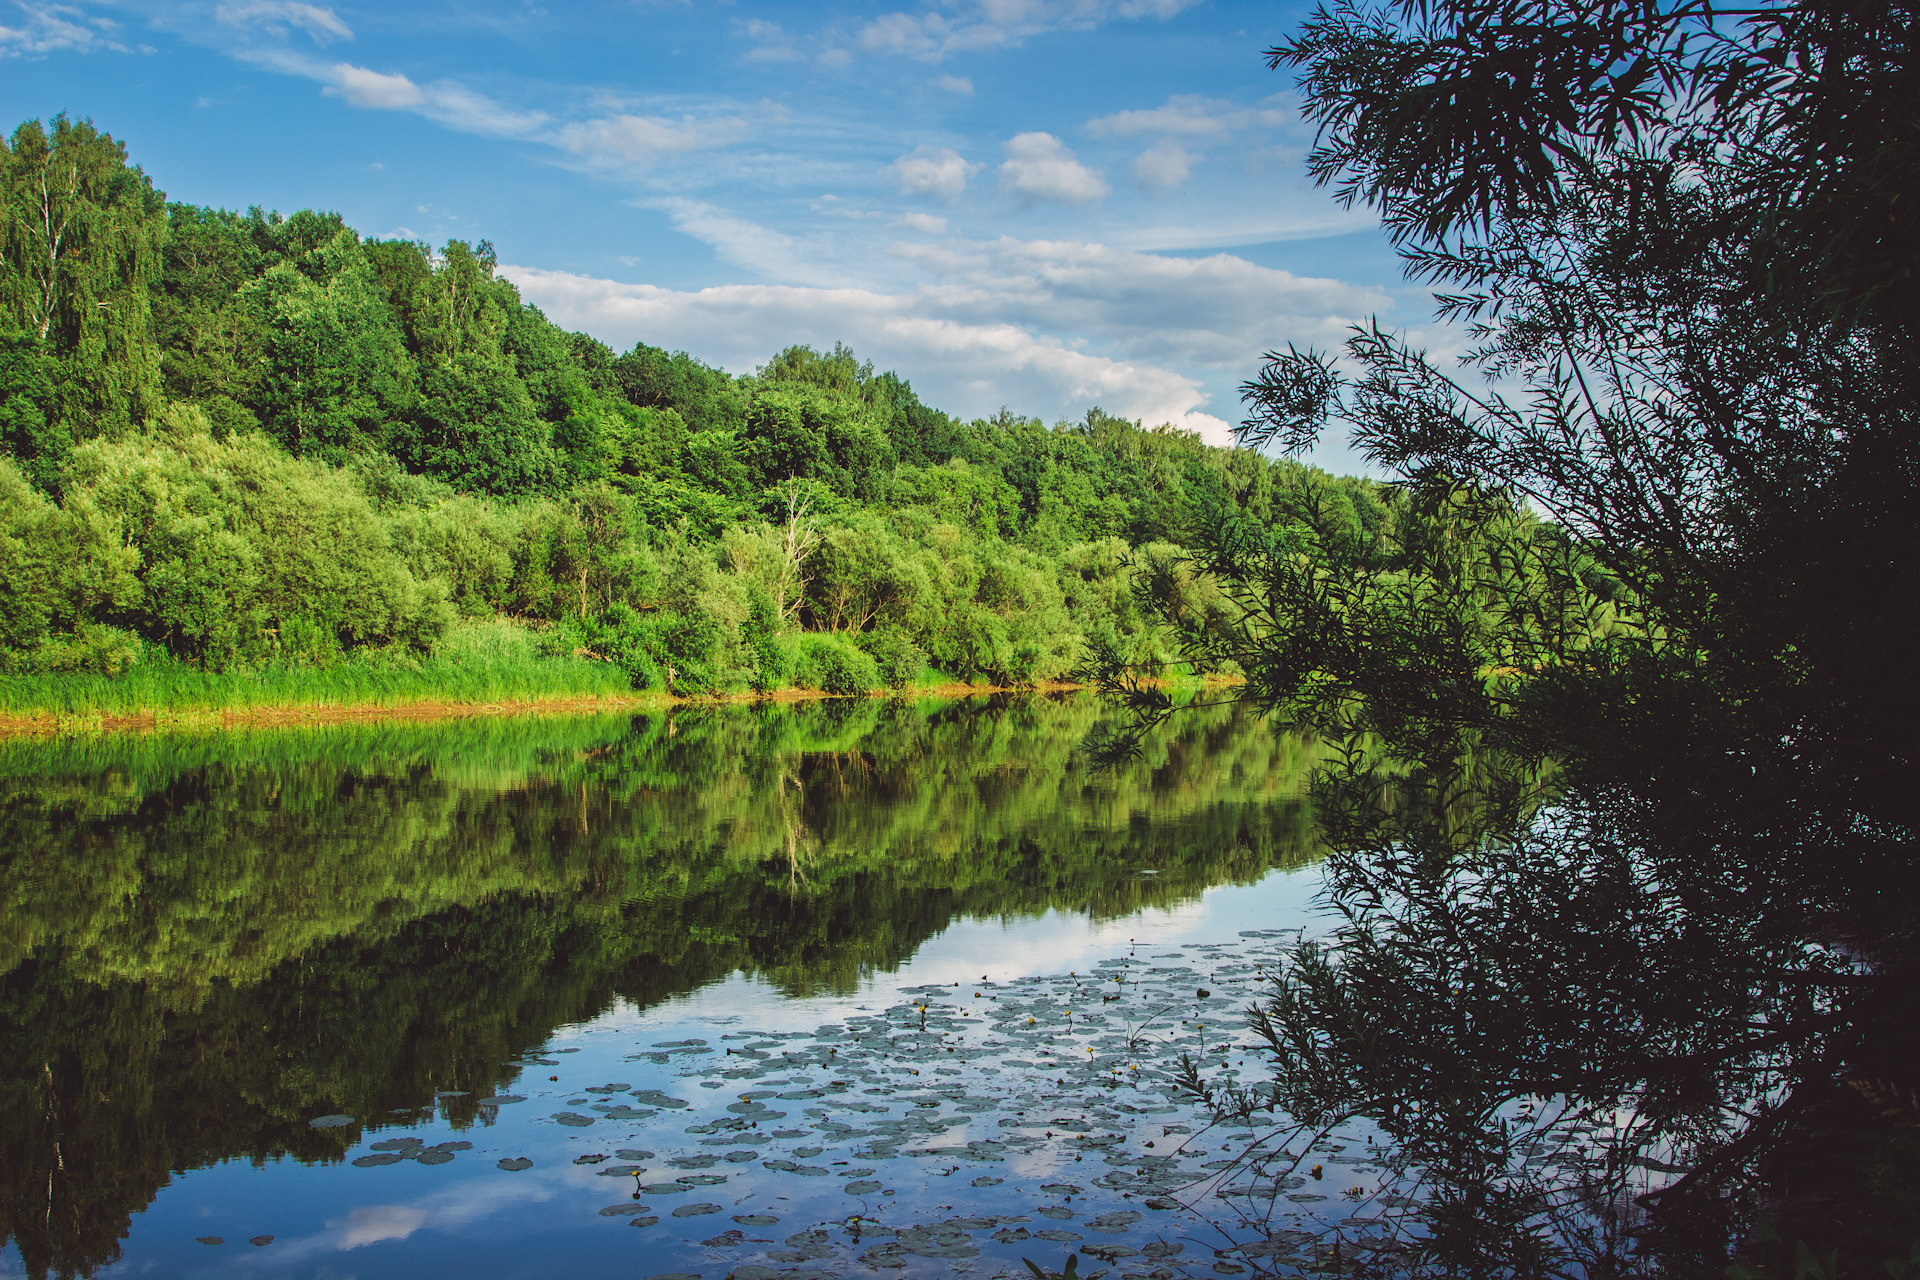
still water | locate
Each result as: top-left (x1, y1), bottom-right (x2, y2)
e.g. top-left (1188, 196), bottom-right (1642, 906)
top-left (0, 693), bottom-right (1380, 1280)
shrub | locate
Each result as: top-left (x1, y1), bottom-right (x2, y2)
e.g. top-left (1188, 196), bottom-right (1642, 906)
top-left (858, 627), bottom-right (925, 690)
top-left (789, 632), bottom-right (880, 696)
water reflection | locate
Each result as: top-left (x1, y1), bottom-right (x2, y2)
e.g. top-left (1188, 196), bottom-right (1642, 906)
top-left (0, 693), bottom-right (1326, 1279)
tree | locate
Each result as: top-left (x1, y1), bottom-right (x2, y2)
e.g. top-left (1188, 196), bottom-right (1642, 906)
top-left (1114, 2), bottom-right (1920, 1270)
top-left (0, 115), bottom-right (167, 445)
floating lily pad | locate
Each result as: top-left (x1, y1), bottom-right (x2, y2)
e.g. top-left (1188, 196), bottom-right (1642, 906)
top-left (308, 1115), bottom-right (356, 1128)
top-left (639, 1182), bottom-right (691, 1194)
top-left (677, 1174), bottom-right (727, 1185)
top-left (477, 1095), bottom-right (525, 1105)
top-left (352, 1153), bottom-right (403, 1167)
top-left (414, 1150), bottom-right (453, 1165)
top-left (195, 1237), bottom-right (223, 1245)
top-left (1033, 1229), bottom-right (1083, 1242)
top-left (496, 1157), bottom-right (534, 1171)
top-left (370, 1139), bottom-right (423, 1152)
top-left (670, 1203), bottom-right (721, 1217)
top-left (614, 1149), bottom-right (655, 1160)
top-left (794, 1145), bottom-right (824, 1158)
top-left (845, 1180), bottom-right (882, 1195)
top-left (970, 1176), bottom-right (1003, 1187)
top-left (550, 1112), bottom-right (594, 1127)
top-left (249, 1235), bottom-right (274, 1247)
top-left (596, 1165), bottom-right (644, 1176)
top-left (598, 1204), bottom-right (653, 1217)
top-left (575, 1153), bottom-right (609, 1165)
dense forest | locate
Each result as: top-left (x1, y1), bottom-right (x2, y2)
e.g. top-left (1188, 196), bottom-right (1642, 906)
top-left (0, 113), bottom-right (1437, 704)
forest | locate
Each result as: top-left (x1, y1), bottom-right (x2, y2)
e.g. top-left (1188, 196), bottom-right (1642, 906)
top-left (0, 113), bottom-right (1438, 710)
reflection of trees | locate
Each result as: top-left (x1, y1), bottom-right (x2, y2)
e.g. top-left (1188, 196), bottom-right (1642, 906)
top-left (0, 693), bottom-right (1324, 1279)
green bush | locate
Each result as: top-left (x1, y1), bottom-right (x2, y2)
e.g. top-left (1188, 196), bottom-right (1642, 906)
top-left (789, 632), bottom-right (881, 696)
top-left (858, 627), bottom-right (926, 689)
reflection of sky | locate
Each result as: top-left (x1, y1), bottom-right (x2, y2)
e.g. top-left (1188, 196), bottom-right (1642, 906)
top-left (62, 863), bottom-right (1338, 1278)
top-left (592, 860), bottom-right (1329, 1034)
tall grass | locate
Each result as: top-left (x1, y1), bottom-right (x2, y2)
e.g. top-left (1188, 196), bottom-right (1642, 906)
top-left (0, 619), bottom-right (638, 716)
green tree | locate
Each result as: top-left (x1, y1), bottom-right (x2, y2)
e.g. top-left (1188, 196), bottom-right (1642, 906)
top-left (0, 115), bottom-right (167, 446)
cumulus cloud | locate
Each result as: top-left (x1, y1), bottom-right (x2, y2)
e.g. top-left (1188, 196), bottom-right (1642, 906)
top-left (893, 146), bottom-right (979, 201)
top-left (888, 235), bottom-right (1387, 371)
top-left (215, 1), bottom-right (351, 43)
top-left (998, 133), bottom-right (1108, 204)
top-left (0, 3), bottom-right (124, 57)
top-left (504, 263), bottom-right (1230, 438)
top-left (1132, 141), bottom-right (1195, 189)
top-left (934, 73), bottom-right (973, 95)
top-left (502, 235), bottom-right (1391, 443)
top-left (858, 0), bottom-right (1203, 61)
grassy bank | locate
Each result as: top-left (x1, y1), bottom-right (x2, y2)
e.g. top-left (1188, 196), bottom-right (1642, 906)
top-left (0, 619), bottom-right (637, 719)
top-left (0, 617), bottom-right (1163, 736)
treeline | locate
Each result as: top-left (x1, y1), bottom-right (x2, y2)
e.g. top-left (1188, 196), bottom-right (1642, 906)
top-left (0, 114), bottom-right (1405, 699)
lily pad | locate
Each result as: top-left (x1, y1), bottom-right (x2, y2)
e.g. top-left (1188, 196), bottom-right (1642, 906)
top-left (845, 1179), bottom-right (883, 1195)
top-left (596, 1165), bottom-right (644, 1176)
top-left (614, 1149), bottom-right (655, 1160)
top-left (308, 1115), bottom-right (356, 1128)
top-left (496, 1157), bottom-right (534, 1171)
top-left (551, 1112), bottom-right (594, 1127)
top-left (670, 1202), bottom-right (721, 1217)
top-left (1033, 1229), bottom-right (1083, 1242)
top-left (195, 1236), bottom-right (223, 1245)
top-left (598, 1204), bottom-right (653, 1217)
top-left (414, 1150), bottom-right (454, 1165)
top-left (733, 1214), bottom-right (781, 1225)
top-left (352, 1153), bottom-right (404, 1167)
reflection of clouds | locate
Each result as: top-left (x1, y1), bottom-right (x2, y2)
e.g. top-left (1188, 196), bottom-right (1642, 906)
top-left (241, 1172), bottom-right (559, 1267)
top-left (332, 1203), bottom-right (427, 1248)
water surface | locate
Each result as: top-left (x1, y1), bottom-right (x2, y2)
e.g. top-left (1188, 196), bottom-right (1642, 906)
top-left (0, 694), bottom-right (1377, 1279)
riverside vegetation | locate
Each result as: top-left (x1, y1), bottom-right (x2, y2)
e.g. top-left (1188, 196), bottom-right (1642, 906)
top-left (0, 112), bottom-right (1448, 716)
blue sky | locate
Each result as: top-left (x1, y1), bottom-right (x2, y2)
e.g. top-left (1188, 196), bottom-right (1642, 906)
top-left (2, 0), bottom-right (1429, 467)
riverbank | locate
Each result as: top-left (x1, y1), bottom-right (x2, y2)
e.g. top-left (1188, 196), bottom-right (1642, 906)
top-left (0, 678), bottom-right (1103, 740)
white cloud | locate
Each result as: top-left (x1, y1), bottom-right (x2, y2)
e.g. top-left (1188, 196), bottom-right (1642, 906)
top-left (934, 73), bottom-right (973, 95)
top-left (502, 236), bottom-right (1392, 443)
top-left (0, 3), bottom-right (124, 57)
top-left (893, 212), bottom-right (949, 233)
top-left (504, 262), bottom-right (1231, 438)
top-left (857, 0), bottom-right (1204, 61)
top-left (215, 1), bottom-right (351, 43)
top-left (1132, 141), bottom-right (1195, 189)
top-left (887, 235), bottom-right (1387, 372)
top-left (998, 132), bottom-right (1108, 203)
top-left (318, 63), bottom-right (554, 136)
top-left (893, 146), bottom-right (979, 201)
top-left (732, 16), bottom-right (801, 61)
top-left (325, 63), bottom-right (423, 109)
top-left (640, 196), bottom-right (826, 283)
top-left (558, 113), bottom-right (750, 168)
top-left (1088, 93), bottom-right (1291, 138)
